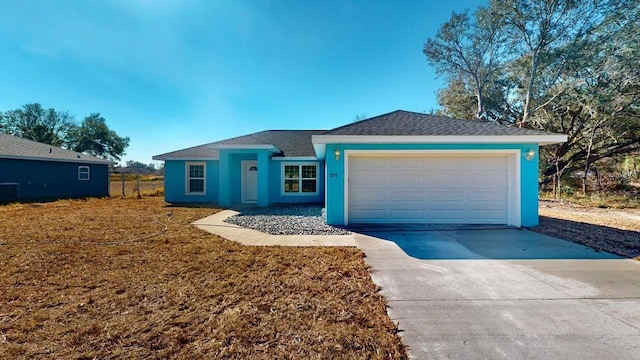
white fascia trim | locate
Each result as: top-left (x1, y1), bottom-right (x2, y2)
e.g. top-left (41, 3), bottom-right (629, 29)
top-left (313, 134), bottom-right (568, 145)
top-left (207, 144), bottom-right (281, 152)
top-left (271, 156), bottom-right (318, 161)
top-left (0, 154), bottom-right (114, 165)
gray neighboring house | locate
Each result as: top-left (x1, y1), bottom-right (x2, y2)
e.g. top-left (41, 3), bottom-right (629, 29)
top-left (0, 133), bottom-right (114, 202)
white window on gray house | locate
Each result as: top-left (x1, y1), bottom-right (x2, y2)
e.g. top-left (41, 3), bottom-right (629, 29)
top-left (78, 166), bottom-right (90, 180)
top-left (283, 163), bottom-right (318, 194)
top-left (186, 162), bottom-right (206, 194)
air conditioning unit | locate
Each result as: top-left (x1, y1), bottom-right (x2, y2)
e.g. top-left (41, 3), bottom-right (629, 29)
top-left (0, 183), bottom-right (19, 203)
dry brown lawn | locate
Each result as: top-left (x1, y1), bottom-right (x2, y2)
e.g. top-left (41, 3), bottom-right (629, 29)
top-left (110, 179), bottom-right (164, 198)
top-left (0, 197), bottom-right (407, 359)
top-left (533, 200), bottom-right (640, 259)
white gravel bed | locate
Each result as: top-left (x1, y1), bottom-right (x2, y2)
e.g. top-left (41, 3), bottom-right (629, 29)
top-left (224, 204), bottom-right (351, 235)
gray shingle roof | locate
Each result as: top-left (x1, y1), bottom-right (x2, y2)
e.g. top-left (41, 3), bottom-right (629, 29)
top-left (322, 110), bottom-right (553, 136)
top-left (153, 130), bottom-right (326, 160)
top-left (154, 110), bottom-right (567, 161)
top-left (152, 142), bottom-right (219, 160)
top-left (0, 133), bottom-right (114, 164)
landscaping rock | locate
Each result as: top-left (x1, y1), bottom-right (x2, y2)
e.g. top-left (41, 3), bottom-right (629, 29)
top-left (225, 204), bottom-right (351, 235)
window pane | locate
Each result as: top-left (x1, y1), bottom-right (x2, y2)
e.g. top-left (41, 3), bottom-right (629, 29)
top-left (189, 179), bottom-right (204, 193)
top-left (284, 165), bottom-right (299, 179)
top-left (78, 166), bottom-right (90, 180)
top-left (301, 165), bottom-right (316, 179)
top-left (284, 179), bottom-right (299, 192)
top-left (190, 165), bottom-right (204, 178)
top-left (301, 179), bottom-right (316, 193)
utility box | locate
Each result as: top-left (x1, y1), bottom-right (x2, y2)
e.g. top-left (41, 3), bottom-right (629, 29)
top-left (0, 183), bottom-right (19, 203)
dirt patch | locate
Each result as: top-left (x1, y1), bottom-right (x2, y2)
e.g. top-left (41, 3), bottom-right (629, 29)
top-left (0, 197), bottom-right (406, 359)
top-left (531, 200), bottom-right (640, 259)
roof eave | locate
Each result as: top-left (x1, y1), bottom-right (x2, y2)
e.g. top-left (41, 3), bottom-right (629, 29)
top-left (312, 134), bottom-right (568, 145)
top-left (152, 155), bottom-right (220, 161)
top-left (0, 154), bottom-right (115, 165)
top-left (311, 134), bottom-right (568, 158)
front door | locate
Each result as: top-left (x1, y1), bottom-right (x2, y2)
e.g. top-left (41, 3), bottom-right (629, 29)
top-left (242, 160), bottom-right (258, 203)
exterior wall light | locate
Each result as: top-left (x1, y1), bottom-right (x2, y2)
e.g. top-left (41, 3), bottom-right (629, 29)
top-left (525, 149), bottom-right (536, 161)
top-left (334, 148), bottom-right (341, 161)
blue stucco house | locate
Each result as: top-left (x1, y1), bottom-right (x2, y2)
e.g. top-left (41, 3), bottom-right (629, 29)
top-left (153, 110), bottom-right (566, 227)
top-left (0, 133), bottom-right (113, 202)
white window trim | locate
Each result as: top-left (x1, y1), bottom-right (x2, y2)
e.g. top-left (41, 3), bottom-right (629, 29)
top-left (78, 166), bottom-right (90, 181)
top-left (185, 162), bottom-right (206, 195)
top-left (281, 162), bottom-right (319, 196)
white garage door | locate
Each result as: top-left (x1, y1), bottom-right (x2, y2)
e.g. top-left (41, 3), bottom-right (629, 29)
top-left (348, 154), bottom-right (511, 224)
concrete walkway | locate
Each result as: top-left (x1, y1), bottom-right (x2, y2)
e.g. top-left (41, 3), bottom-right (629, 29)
top-left (192, 210), bottom-right (357, 247)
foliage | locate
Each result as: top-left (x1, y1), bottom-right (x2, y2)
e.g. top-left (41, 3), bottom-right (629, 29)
top-left (424, 7), bottom-right (509, 121)
top-left (0, 103), bottom-right (74, 146)
top-left (424, 0), bottom-right (640, 187)
top-left (0, 104), bottom-right (130, 161)
top-left (66, 113), bottom-right (130, 161)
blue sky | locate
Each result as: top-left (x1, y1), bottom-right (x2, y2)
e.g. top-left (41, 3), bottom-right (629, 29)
top-left (0, 0), bottom-right (486, 166)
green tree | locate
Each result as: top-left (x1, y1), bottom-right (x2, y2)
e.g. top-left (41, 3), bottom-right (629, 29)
top-left (424, 0), bottom-right (639, 188)
top-left (0, 103), bottom-right (74, 146)
top-left (424, 7), bottom-right (508, 121)
top-left (66, 114), bottom-right (130, 161)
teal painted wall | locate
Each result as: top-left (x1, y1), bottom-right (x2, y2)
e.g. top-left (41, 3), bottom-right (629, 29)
top-left (520, 144), bottom-right (539, 226)
top-left (164, 160), bottom-right (218, 203)
top-left (323, 143), bottom-right (541, 227)
top-left (164, 154), bottom-right (324, 206)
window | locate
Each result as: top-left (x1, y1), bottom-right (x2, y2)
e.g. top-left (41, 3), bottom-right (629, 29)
top-left (78, 166), bottom-right (90, 180)
top-left (186, 162), bottom-right (206, 194)
top-left (283, 163), bottom-right (318, 194)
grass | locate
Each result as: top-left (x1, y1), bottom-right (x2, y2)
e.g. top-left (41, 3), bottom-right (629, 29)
top-left (0, 197), bottom-right (407, 359)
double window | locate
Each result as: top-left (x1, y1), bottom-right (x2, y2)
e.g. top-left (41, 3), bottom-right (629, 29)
top-left (186, 162), bottom-right (206, 194)
top-left (283, 163), bottom-right (318, 194)
top-left (78, 166), bottom-right (90, 180)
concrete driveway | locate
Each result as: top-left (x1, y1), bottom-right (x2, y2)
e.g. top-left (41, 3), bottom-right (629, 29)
top-left (353, 228), bottom-right (640, 359)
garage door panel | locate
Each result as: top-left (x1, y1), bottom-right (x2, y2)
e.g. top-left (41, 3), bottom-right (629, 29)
top-left (430, 191), bottom-right (465, 201)
top-left (351, 157), bottom-right (387, 169)
top-left (466, 156), bottom-right (507, 170)
top-left (348, 154), bottom-right (512, 224)
top-left (431, 172), bottom-right (465, 186)
top-left (389, 158), bottom-right (427, 170)
top-left (430, 209), bottom-right (466, 221)
top-left (392, 174), bottom-right (425, 187)
top-left (468, 209), bottom-right (505, 220)
top-left (351, 191), bottom-right (386, 202)
top-left (468, 191), bottom-right (506, 201)
top-left (391, 191), bottom-right (425, 201)
top-left (468, 173), bottom-right (507, 188)
top-left (350, 172), bottom-right (387, 187)
top-left (349, 208), bottom-right (386, 221)
top-left (391, 209), bottom-right (426, 220)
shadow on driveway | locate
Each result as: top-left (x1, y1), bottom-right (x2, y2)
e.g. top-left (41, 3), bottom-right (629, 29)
top-left (351, 225), bottom-right (623, 260)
